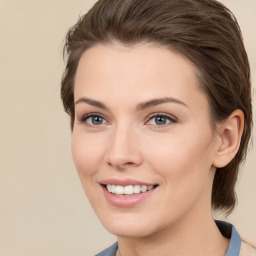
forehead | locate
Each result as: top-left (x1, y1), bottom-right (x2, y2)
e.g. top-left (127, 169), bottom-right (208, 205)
top-left (74, 43), bottom-right (208, 111)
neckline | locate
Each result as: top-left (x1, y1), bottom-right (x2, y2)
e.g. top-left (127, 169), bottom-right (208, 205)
top-left (96, 220), bottom-right (241, 256)
top-left (215, 220), bottom-right (241, 256)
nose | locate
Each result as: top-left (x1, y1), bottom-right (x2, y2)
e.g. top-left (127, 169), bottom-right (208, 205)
top-left (104, 125), bottom-right (143, 170)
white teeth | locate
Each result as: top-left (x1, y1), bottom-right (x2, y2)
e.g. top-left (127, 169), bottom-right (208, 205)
top-left (133, 185), bottom-right (141, 194)
top-left (106, 184), bottom-right (156, 195)
top-left (115, 185), bottom-right (124, 194)
top-left (141, 185), bottom-right (147, 193)
top-left (148, 185), bottom-right (154, 191)
top-left (124, 185), bottom-right (133, 195)
top-left (107, 184), bottom-right (112, 192)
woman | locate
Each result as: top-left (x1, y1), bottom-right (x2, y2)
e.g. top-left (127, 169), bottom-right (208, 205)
top-left (61, 0), bottom-right (255, 255)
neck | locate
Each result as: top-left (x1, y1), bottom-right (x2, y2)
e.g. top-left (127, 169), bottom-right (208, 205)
top-left (117, 213), bottom-right (229, 256)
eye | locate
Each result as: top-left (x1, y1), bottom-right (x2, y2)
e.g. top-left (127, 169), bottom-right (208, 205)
top-left (146, 114), bottom-right (176, 126)
top-left (80, 114), bottom-right (108, 126)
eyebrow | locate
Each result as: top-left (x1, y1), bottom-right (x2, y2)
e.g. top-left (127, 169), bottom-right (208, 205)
top-left (75, 97), bottom-right (188, 111)
top-left (136, 97), bottom-right (188, 111)
top-left (75, 97), bottom-right (108, 110)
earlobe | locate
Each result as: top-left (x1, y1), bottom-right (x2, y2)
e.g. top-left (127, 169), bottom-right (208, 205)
top-left (213, 109), bottom-right (244, 168)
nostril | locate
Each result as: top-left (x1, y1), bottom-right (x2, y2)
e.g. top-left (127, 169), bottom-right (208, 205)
top-left (124, 162), bottom-right (135, 165)
top-left (105, 153), bottom-right (143, 168)
top-left (107, 161), bottom-right (136, 167)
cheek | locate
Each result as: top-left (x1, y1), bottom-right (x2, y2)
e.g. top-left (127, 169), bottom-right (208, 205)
top-left (145, 127), bottom-right (215, 190)
top-left (143, 131), bottom-right (215, 223)
top-left (71, 131), bottom-right (105, 179)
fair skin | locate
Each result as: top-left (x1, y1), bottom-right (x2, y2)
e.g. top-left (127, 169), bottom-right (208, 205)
top-left (72, 42), bottom-right (244, 256)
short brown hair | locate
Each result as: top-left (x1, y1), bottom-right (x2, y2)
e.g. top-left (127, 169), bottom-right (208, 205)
top-left (61, 0), bottom-right (252, 213)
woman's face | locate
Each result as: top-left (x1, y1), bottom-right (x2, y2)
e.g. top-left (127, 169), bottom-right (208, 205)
top-left (72, 43), bottom-right (221, 238)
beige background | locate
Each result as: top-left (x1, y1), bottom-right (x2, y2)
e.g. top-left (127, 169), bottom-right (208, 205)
top-left (0, 0), bottom-right (255, 255)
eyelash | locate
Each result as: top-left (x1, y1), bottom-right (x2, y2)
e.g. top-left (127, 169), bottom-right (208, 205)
top-left (79, 113), bottom-right (108, 127)
top-left (79, 112), bottom-right (177, 127)
top-left (146, 113), bottom-right (177, 127)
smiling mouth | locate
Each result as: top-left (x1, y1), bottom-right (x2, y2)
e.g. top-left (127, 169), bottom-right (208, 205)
top-left (104, 184), bottom-right (158, 196)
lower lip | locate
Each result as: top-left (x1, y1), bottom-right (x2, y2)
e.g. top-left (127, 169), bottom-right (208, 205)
top-left (102, 186), bottom-right (157, 208)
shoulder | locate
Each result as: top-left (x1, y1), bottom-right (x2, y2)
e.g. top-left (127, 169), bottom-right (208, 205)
top-left (95, 242), bottom-right (118, 256)
top-left (240, 240), bottom-right (256, 256)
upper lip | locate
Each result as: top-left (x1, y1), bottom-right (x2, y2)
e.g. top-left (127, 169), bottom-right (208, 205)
top-left (100, 178), bottom-right (157, 186)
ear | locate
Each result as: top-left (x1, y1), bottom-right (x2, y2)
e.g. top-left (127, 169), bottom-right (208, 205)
top-left (213, 109), bottom-right (244, 168)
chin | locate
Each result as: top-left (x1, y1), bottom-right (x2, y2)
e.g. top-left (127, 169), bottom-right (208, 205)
top-left (105, 223), bottom-right (157, 238)
top-left (97, 212), bottom-right (167, 239)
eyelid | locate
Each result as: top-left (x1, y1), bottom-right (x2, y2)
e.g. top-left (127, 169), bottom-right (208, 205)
top-left (79, 112), bottom-right (110, 125)
top-left (145, 112), bottom-right (177, 125)
top-left (78, 112), bottom-right (177, 127)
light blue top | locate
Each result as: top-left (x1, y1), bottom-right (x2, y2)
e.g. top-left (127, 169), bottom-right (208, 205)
top-left (95, 220), bottom-right (241, 256)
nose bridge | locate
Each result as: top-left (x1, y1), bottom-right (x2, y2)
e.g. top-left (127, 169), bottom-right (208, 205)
top-left (105, 121), bottom-right (142, 168)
